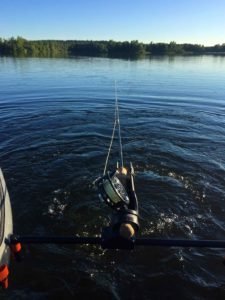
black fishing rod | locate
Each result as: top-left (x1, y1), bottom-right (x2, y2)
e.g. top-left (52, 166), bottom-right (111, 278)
top-left (7, 234), bottom-right (225, 249)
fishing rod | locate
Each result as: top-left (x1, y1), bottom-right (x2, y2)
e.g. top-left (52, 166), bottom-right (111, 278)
top-left (1, 86), bottom-right (225, 289)
top-left (7, 234), bottom-right (225, 249)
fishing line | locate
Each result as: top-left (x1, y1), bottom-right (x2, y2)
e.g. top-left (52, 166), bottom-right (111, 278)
top-left (103, 82), bottom-right (124, 175)
top-left (103, 106), bottom-right (117, 175)
top-left (115, 81), bottom-right (124, 169)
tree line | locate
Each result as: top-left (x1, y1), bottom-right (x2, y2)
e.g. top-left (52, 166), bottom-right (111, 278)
top-left (0, 37), bottom-right (225, 58)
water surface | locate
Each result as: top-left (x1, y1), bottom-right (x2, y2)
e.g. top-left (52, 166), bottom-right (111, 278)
top-left (0, 56), bottom-right (225, 299)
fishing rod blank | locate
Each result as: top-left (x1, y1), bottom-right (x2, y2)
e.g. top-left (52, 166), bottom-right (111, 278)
top-left (7, 235), bottom-right (225, 249)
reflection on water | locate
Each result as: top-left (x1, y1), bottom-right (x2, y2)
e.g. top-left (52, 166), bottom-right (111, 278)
top-left (1, 56), bottom-right (225, 299)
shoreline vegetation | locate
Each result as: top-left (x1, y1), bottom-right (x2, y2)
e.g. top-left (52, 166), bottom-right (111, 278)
top-left (1, 37), bottom-right (225, 58)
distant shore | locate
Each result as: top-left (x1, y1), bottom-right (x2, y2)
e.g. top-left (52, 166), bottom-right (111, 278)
top-left (1, 37), bottom-right (225, 58)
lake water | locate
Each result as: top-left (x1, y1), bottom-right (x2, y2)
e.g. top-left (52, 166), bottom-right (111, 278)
top-left (0, 56), bottom-right (225, 299)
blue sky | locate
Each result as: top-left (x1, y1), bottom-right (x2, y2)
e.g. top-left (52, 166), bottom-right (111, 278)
top-left (1, 0), bottom-right (224, 45)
